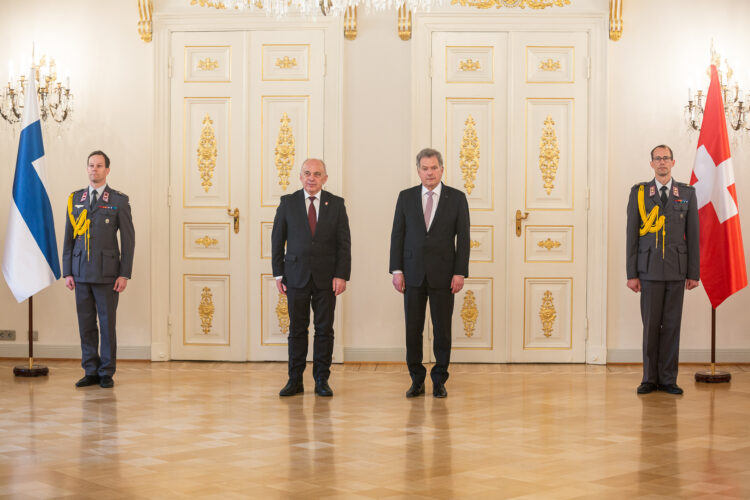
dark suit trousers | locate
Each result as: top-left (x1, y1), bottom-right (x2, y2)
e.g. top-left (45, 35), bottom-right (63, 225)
top-left (404, 281), bottom-right (454, 385)
top-left (75, 282), bottom-right (119, 377)
top-left (286, 278), bottom-right (336, 382)
top-left (640, 279), bottom-right (685, 385)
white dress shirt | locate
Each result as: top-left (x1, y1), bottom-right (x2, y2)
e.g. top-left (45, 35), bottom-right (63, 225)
top-left (393, 183), bottom-right (442, 275)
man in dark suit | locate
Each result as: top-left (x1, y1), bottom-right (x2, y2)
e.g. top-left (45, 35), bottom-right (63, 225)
top-left (626, 144), bottom-right (700, 395)
top-left (272, 158), bottom-right (351, 397)
top-left (63, 150), bottom-right (135, 389)
top-left (389, 148), bottom-right (470, 398)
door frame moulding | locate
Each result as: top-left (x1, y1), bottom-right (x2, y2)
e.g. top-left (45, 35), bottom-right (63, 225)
top-left (150, 13), bottom-right (344, 361)
top-left (411, 12), bottom-right (608, 364)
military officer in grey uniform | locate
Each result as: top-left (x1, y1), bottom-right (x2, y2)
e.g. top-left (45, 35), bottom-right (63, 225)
top-left (63, 151), bottom-right (135, 389)
top-left (626, 144), bottom-right (700, 395)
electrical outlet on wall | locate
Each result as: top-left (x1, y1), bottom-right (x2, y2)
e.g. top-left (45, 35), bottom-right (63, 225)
top-left (0, 330), bottom-right (16, 341)
top-left (0, 330), bottom-right (38, 341)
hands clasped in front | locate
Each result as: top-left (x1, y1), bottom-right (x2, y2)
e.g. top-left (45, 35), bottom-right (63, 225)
top-left (392, 273), bottom-right (464, 294)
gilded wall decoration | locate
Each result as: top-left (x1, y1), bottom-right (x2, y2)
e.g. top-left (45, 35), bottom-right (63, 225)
top-left (197, 114), bottom-right (217, 193)
top-left (195, 235), bottom-right (219, 248)
top-left (137, 0), bottom-right (153, 43)
top-left (460, 290), bottom-right (479, 338)
top-left (199, 287), bottom-right (215, 334)
top-left (275, 56), bottom-right (298, 69)
top-left (538, 115), bottom-right (560, 195)
top-left (274, 113), bottom-right (295, 191)
top-left (459, 59), bottom-right (481, 72)
top-left (459, 115), bottom-right (480, 195)
top-left (470, 240), bottom-right (481, 248)
top-left (538, 238), bottom-right (561, 251)
top-left (539, 290), bottom-right (556, 337)
top-left (197, 57), bottom-right (220, 71)
top-left (276, 293), bottom-right (290, 335)
top-left (451, 0), bottom-right (570, 10)
top-left (398, 4), bottom-right (412, 41)
top-left (344, 6), bottom-right (357, 40)
top-left (539, 59), bottom-right (561, 72)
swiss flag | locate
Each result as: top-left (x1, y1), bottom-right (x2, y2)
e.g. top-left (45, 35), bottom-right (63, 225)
top-left (690, 64), bottom-right (748, 308)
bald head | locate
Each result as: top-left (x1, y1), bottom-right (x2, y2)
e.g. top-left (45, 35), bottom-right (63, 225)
top-left (299, 158), bottom-right (328, 195)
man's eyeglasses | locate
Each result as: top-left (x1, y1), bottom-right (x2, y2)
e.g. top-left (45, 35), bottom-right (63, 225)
top-left (651, 156), bottom-right (673, 162)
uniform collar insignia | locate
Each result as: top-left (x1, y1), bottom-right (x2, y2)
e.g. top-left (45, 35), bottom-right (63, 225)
top-left (102, 191), bottom-right (109, 203)
top-left (649, 185), bottom-right (655, 197)
top-left (80, 191), bottom-right (87, 202)
top-left (673, 185), bottom-right (679, 197)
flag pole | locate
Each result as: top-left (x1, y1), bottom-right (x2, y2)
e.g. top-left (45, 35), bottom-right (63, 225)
top-left (13, 296), bottom-right (49, 377)
top-left (695, 306), bottom-right (731, 383)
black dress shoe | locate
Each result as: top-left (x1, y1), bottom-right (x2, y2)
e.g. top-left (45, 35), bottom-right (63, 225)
top-left (279, 379), bottom-right (304, 396)
top-left (433, 383), bottom-right (447, 398)
top-left (75, 375), bottom-right (100, 387)
top-left (636, 382), bottom-right (657, 394)
top-left (658, 384), bottom-right (683, 395)
top-left (99, 376), bottom-right (114, 388)
top-left (405, 382), bottom-right (425, 398)
top-left (315, 379), bottom-right (333, 397)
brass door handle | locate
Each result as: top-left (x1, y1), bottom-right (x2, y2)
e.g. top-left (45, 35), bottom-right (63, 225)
top-left (227, 208), bottom-right (240, 233)
top-left (515, 209), bottom-right (529, 237)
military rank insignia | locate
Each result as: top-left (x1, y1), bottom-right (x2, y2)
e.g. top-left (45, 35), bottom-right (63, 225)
top-left (103, 191), bottom-right (109, 203)
top-left (673, 185), bottom-right (679, 197)
top-left (649, 185), bottom-right (655, 197)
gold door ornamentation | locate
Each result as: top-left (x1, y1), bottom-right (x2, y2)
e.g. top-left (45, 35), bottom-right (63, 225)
top-left (460, 290), bottom-right (479, 338)
top-left (539, 290), bottom-right (556, 337)
top-left (470, 240), bottom-right (481, 248)
top-left (450, 0), bottom-right (570, 9)
top-left (199, 287), bottom-right (215, 334)
top-left (459, 58), bottom-right (481, 72)
top-left (538, 115), bottom-right (560, 195)
top-left (197, 57), bottom-right (219, 71)
top-left (195, 235), bottom-right (219, 248)
top-left (197, 114), bottom-right (218, 193)
top-left (275, 56), bottom-right (297, 69)
top-left (460, 115), bottom-right (480, 194)
top-left (538, 238), bottom-right (561, 251)
top-left (274, 113), bottom-right (295, 191)
top-left (539, 59), bottom-right (561, 71)
top-left (276, 293), bottom-right (290, 335)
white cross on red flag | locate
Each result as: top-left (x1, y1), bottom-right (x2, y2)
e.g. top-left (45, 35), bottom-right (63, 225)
top-left (690, 64), bottom-right (748, 308)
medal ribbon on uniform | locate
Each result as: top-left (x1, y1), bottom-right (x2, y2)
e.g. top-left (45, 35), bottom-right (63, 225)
top-left (637, 185), bottom-right (665, 258)
top-left (67, 192), bottom-right (91, 261)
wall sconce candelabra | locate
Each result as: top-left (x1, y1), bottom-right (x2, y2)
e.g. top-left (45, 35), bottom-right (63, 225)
top-left (685, 45), bottom-right (749, 133)
top-left (0, 53), bottom-right (73, 125)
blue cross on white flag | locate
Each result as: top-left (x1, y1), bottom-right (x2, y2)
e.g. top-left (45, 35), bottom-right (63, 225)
top-left (2, 67), bottom-right (61, 302)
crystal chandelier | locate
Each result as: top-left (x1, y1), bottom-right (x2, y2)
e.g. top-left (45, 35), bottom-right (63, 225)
top-left (191, 0), bottom-right (443, 18)
top-left (685, 44), bottom-right (748, 133)
top-left (1, 53), bottom-right (73, 125)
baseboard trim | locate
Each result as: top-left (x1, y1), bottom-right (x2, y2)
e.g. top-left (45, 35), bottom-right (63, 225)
top-left (607, 348), bottom-right (750, 363)
top-left (0, 344), bottom-right (151, 360)
top-left (344, 347), bottom-right (406, 362)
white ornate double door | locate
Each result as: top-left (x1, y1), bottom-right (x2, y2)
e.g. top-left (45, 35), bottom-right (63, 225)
top-left (430, 30), bottom-right (589, 362)
top-left (168, 28), bottom-right (342, 361)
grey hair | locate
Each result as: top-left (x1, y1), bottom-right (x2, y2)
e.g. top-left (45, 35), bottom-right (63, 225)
top-left (415, 148), bottom-right (443, 168)
top-left (300, 158), bottom-right (327, 174)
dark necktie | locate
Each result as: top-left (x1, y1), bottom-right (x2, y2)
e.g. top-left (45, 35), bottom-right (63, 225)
top-left (90, 190), bottom-right (98, 210)
top-left (308, 196), bottom-right (317, 236)
top-left (660, 186), bottom-right (668, 206)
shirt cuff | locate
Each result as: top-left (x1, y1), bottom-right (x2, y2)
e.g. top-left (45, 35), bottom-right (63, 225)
top-left (392, 270), bottom-right (403, 274)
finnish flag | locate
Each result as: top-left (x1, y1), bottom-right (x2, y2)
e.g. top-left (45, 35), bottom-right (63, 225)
top-left (2, 68), bottom-right (61, 302)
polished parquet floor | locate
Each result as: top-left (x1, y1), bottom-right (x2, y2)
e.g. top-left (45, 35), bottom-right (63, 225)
top-left (0, 360), bottom-right (749, 499)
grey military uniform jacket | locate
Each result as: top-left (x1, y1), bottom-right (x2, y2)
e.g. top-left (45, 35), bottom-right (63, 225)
top-left (626, 179), bottom-right (699, 281)
top-left (62, 185), bottom-right (135, 284)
